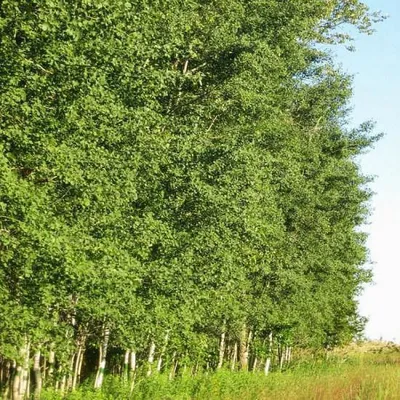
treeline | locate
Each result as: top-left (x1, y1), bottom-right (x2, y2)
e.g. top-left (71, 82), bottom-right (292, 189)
top-left (0, 0), bottom-right (382, 399)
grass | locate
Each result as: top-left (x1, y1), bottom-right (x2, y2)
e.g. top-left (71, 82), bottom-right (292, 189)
top-left (40, 344), bottom-right (400, 400)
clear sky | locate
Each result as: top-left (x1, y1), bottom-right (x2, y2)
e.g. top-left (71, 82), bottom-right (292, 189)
top-left (334, 0), bottom-right (400, 341)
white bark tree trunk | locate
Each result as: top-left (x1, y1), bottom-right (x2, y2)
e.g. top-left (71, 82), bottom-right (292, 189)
top-left (33, 350), bottom-right (42, 399)
top-left (94, 327), bottom-right (110, 389)
top-left (264, 357), bottom-right (271, 375)
top-left (129, 350), bottom-right (137, 394)
top-left (157, 332), bottom-right (169, 373)
top-left (72, 344), bottom-right (84, 390)
top-left (279, 344), bottom-right (285, 370)
top-left (231, 342), bottom-right (238, 371)
top-left (146, 341), bottom-right (156, 377)
top-left (123, 350), bottom-right (130, 380)
top-left (12, 364), bottom-right (22, 400)
top-left (59, 374), bottom-right (66, 395)
top-left (19, 339), bottom-right (30, 399)
top-left (48, 346), bottom-right (55, 382)
top-left (264, 332), bottom-right (273, 376)
top-left (217, 321), bottom-right (226, 369)
top-left (168, 352), bottom-right (177, 381)
top-left (129, 350), bottom-right (136, 379)
top-left (287, 347), bottom-right (292, 363)
top-left (2, 361), bottom-right (11, 400)
top-left (252, 357), bottom-right (258, 372)
top-left (77, 348), bottom-right (84, 387)
top-left (239, 325), bottom-right (251, 371)
top-left (66, 353), bottom-right (75, 391)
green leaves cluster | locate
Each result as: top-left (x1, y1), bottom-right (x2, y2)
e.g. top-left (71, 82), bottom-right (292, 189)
top-left (0, 0), bottom-right (381, 378)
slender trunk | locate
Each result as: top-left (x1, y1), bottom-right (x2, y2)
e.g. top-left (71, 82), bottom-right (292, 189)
top-left (252, 357), bottom-right (258, 372)
top-left (279, 344), bottom-right (284, 370)
top-left (157, 332), bottom-right (169, 373)
top-left (48, 346), bottom-right (55, 383)
top-left (287, 347), bottom-right (292, 363)
top-left (59, 374), bottom-right (66, 395)
top-left (264, 332), bottom-right (273, 376)
top-left (146, 341), bottom-right (156, 377)
top-left (264, 357), bottom-right (271, 375)
top-left (168, 352), bottom-right (176, 381)
top-left (77, 348), bottom-right (84, 387)
top-left (283, 345), bottom-right (291, 366)
top-left (12, 364), bottom-right (22, 400)
top-left (129, 350), bottom-right (136, 379)
top-left (226, 344), bottom-right (232, 362)
top-left (19, 339), bottom-right (30, 400)
top-left (217, 321), bottom-right (226, 369)
top-left (42, 356), bottom-right (47, 384)
top-left (94, 345), bottom-right (102, 389)
top-left (33, 350), bottom-right (42, 399)
top-left (2, 361), bottom-right (11, 400)
top-left (123, 350), bottom-right (130, 380)
top-left (231, 342), bottom-right (238, 371)
top-left (191, 362), bottom-right (198, 376)
top-left (247, 330), bottom-right (253, 368)
top-left (129, 350), bottom-right (137, 394)
top-left (94, 327), bottom-right (110, 389)
top-left (72, 345), bottom-right (83, 390)
top-left (25, 368), bottom-right (30, 400)
top-left (66, 352), bottom-right (75, 391)
top-left (182, 360), bottom-right (187, 375)
top-left (239, 325), bottom-right (249, 371)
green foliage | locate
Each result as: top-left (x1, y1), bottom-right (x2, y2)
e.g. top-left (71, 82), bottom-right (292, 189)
top-left (0, 0), bottom-right (383, 396)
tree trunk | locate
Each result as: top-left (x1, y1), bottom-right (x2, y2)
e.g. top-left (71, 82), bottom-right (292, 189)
top-left (129, 350), bottom-right (136, 380)
top-left (72, 344), bottom-right (84, 390)
top-left (217, 321), bottom-right (226, 369)
top-left (191, 362), bottom-right (198, 376)
top-left (94, 327), bottom-right (110, 389)
top-left (168, 352), bottom-right (177, 380)
top-left (77, 348), bottom-right (84, 387)
top-left (279, 344), bottom-right (285, 370)
top-left (33, 350), bottom-right (42, 399)
top-left (59, 374), bottom-right (66, 395)
top-left (123, 350), bottom-right (130, 380)
top-left (231, 342), bottom-right (238, 371)
top-left (48, 346), bottom-right (55, 383)
top-left (129, 350), bottom-right (137, 394)
top-left (283, 345), bottom-right (291, 366)
top-left (18, 339), bottom-right (30, 400)
top-left (264, 357), bottom-right (271, 375)
top-left (264, 332), bottom-right (273, 376)
top-left (146, 341), bottom-right (156, 377)
top-left (252, 357), bottom-right (258, 372)
top-left (239, 325), bottom-right (249, 371)
top-left (157, 332), bottom-right (169, 373)
top-left (2, 361), bottom-right (11, 400)
top-left (66, 353), bottom-right (75, 391)
top-left (12, 364), bottom-right (22, 400)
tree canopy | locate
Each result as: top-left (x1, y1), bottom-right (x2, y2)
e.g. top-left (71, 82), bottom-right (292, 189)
top-left (0, 0), bottom-right (382, 397)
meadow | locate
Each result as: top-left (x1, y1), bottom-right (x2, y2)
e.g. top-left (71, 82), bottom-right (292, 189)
top-left (38, 342), bottom-right (400, 400)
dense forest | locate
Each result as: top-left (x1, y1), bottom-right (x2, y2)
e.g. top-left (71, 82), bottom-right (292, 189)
top-left (0, 0), bottom-right (383, 398)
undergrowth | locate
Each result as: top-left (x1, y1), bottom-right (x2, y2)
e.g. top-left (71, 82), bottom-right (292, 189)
top-left (36, 353), bottom-right (400, 399)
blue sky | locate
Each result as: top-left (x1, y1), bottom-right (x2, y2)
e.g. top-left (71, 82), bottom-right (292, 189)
top-left (334, 0), bottom-right (400, 341)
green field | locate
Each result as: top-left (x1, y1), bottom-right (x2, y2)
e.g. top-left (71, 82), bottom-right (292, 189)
top-left (38, 345), bottom-right (400, 400)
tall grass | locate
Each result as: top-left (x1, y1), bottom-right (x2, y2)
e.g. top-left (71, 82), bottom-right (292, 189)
top-left (39, 352), bottom-right (400, 399)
